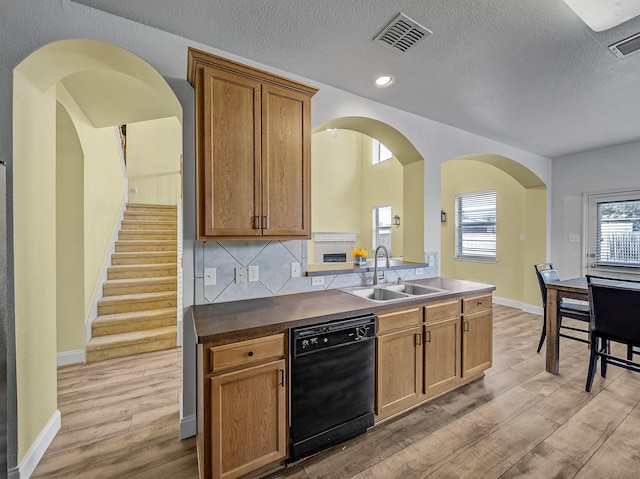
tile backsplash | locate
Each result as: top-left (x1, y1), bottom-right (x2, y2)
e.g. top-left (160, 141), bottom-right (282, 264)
top-left (194, 240), bottom-right (437, 304)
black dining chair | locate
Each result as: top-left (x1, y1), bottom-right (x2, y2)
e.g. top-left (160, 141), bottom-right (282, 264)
top-left (585, 275), bottom-right (640, 392)
top-left (534, 263), bottom-right (590, 353)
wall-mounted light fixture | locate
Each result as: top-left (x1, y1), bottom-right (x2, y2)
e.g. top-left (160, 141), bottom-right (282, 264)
top-left (392, 215), bottom-right (400, 226)
top-left (440, 210), bottom-right (447, 223)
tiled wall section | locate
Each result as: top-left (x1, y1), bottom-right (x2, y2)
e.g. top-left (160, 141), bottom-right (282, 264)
top-left (194, 241), bottom-right (439, 304)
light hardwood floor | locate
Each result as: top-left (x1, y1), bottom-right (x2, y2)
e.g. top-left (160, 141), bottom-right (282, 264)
top-left (33, 305), bottom-right (640, 478)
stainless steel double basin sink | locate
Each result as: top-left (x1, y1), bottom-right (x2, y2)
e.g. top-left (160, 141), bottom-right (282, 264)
top-left (340, 282), bottom-right (447, 303)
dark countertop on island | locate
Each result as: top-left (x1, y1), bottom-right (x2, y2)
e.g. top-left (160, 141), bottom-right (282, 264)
top-left (192, 277), bottom-right (496, 346)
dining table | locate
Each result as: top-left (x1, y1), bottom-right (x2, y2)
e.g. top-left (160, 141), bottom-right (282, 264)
top-left (545, 276), bottom-right (588, 375)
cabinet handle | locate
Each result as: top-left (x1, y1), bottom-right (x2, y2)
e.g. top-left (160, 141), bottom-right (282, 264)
top-left (247, 351), bottom-right (254, 357)
top-left (416, 333), bottom-right (422, 346)
top-left (263, 215), bottom-right (269, 229)
top-left (426, 330), bottom-right (432, 343)
top-left (464, 321), bottom-right (470, 332)
top-left (254, 215), bottom-right (261, 230)
top-left (280, 369), bottom-right (285, 387)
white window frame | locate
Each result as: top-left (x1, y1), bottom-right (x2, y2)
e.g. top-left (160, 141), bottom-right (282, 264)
top-left (584, 188), bottom-right (640, 278)
top-left (372, 139), bottom-right (392, 165)
top-left (455, 190), bottom-right (497, 261)
top-left (372, 205), bottom-right (392, 254)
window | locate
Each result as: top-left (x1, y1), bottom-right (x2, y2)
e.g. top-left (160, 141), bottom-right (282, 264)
top-left (373, 205), bottom-right (392, 253)
top-left (372, 139), bottom-right (392, 165)
top-left (587, 190), bottom-right (640, 275)
top-left (455, 190), bottom-right (497, 259)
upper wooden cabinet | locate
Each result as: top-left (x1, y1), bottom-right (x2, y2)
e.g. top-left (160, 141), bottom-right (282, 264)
top-left (187, 48), bottom-right (318, 240)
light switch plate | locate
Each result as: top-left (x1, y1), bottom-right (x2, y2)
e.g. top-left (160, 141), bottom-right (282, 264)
top-left (311, 276), bottom-right (324, 286)
top-left (204, 268), bottom-right (216, 286)
top-left (235, 267), bottom-right (247, 283)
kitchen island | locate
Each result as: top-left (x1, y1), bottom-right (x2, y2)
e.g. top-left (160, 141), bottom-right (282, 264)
top-left (193, 277), bottom-right (495, 479)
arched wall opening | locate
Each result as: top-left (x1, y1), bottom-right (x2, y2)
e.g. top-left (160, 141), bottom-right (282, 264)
top-left (441, 154), bottom-right (547, 309)
top-left (12, 38), bottom-right (182, 467)
top-left (313, 116), bottom-right (425, 263)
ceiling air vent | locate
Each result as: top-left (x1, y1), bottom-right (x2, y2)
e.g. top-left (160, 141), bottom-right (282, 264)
top-left (610, 31), bottom-right (640, 58)
top-left (374, 13), bottom-right (432, 54)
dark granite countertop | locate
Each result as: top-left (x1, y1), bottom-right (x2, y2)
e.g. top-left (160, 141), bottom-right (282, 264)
top-left (192, 277), bottom-right (495, 346)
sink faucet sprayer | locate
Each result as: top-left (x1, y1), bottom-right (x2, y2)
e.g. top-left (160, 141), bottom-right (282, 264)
top-left (373, 245), bottom-right (390, 286)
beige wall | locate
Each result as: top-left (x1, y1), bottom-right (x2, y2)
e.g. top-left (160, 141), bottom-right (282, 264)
top-left (126, 117), bottom-right (182, 205)
top-left (359, 136), bottom-right (403, 256)
top-left (403, 160), bottom-right (424, 263)
top-left (56, 101), bottom-right (85, 353)
top-left (311, 129), bottom-right (404, 258)
top-left (441, 158), bottom-right (546, 305)
top-left (13, 72), bottom-right (59, 462)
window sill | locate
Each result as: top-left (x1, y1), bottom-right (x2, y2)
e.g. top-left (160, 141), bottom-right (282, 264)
top-left (453, 256), bottom-right (497, 264)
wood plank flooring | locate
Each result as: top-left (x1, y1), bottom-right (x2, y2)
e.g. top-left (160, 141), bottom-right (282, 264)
top-left (32, 305), bottom-right (640, 478)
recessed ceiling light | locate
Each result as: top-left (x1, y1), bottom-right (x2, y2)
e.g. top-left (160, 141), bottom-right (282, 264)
top-left (563, 0), bottom-right (640, 31)
top-left (375, 75), bottom-right (395, 88)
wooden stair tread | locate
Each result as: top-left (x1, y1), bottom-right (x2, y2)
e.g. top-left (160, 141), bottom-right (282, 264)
top-left (104, 276), bottom-right (176, 286)
top-left (112, 251), bottom-right (177, 258)
top-left (98, 291), bottom-right (176, 303)
top-left (86, 326), bottom-right (176, 350)
top-left (93, 307), bottom-right (176, 325)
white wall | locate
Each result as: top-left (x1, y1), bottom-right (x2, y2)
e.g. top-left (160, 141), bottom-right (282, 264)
top-left (551, 140), bottom-right (640, 278)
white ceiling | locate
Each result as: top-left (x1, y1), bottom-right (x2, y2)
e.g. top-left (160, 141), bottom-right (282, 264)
top-left (70, 0), bottom-right (640, 158)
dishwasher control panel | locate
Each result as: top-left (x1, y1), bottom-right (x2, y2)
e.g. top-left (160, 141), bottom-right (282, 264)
top-left (291, 314), bottom-right (376, 357)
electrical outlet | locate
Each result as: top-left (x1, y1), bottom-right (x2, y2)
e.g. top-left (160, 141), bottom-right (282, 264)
top-left (312, 276), bottom-right (324, 286)
top-left (416, 268), bottom-right (424, 276)
top-left (235, 267), bottom-right (247, 283)
top-left (568, 234), bottom-right (580, 243)
top-left (248, 265), bottom-right (259, 282)
top-left (291, 262), bottom-right (301, 278)
top-left (204, 268), bottom-right (216, 286)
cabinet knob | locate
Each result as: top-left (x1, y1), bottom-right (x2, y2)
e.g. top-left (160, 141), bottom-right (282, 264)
top-left (247, 351), bottom-right (254, 357)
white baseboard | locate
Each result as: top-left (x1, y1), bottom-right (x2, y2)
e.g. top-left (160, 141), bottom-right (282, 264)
top-left (17, 410), bottom-right (61, 479)
top-left (493, 296), bottom-right (543, 316)
top-left (180, 413), bottom-right (196, 439)
top-left (523, 304), bottom-right (544, 316)
top-left (57, 349), bottom-right (85, 367)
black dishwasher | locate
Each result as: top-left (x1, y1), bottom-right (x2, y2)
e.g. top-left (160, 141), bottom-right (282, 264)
top-left (289, 314), bottom-right (376, 462)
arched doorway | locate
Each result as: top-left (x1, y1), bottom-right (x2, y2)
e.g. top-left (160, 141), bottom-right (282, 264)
top-left (313, 116), bottom-right (425, 263)
top-left (12, 39), bottom-right (182, 473)
top-left (441, 153), bottom-right (546, 310)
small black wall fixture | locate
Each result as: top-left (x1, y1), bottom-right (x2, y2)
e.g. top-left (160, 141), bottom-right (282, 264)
top-left (440, 210), bottom-right (447, 222)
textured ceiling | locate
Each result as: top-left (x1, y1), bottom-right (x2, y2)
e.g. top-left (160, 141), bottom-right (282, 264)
top-left (71, 0), bottom-right (640, 158)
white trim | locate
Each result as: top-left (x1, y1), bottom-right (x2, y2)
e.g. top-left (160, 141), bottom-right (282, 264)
top-left (523, 304), bottom-right (544, 316)
top-left (57, 349), bottom-right (85, 367)
top-left (180, 413), bottom-right (197, 439)
top-left (16, 410), bottom-right (61, 479)
top-left (492, 296), bottom-right (522, 310)
top-left (313, 232), bottom-right (357, 242)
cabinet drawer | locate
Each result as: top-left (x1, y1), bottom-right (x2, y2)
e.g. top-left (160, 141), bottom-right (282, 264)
top-left (210, 333), bottom-right (285, 373)
top-left (462, 294), bottom-right (492, 315)
top-left (377, 307), bottom-right (422, 335)
top-left (425, 299), bottom-right (460, 323)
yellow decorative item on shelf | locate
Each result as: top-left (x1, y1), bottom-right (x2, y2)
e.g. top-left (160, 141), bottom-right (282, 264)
top-left (352, 247), bottom-right (368, 267)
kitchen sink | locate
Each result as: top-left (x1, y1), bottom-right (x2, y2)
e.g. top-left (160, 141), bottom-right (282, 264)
top-left (341, 282), bottom-right (448, 302)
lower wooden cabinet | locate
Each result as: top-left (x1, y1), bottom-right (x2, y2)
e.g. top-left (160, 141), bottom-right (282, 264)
top-left (424, 316), bottom-right (460, 397)
top-left (375, 307), bottom-right (423, 421)
top-left (462, 309), bottom-right (493, 378)
top-left (210, 360), bottom-right (287, 479)
top-left (198, 333), bottom-right (287, 479)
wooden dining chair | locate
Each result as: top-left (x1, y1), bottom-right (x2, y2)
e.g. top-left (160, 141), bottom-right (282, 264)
top-left (585, 275), bottom-right (640, 392)
top-left (534, 263), bottom-right (590, 353)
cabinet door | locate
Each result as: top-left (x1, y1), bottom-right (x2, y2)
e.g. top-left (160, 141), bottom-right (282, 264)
top-left (200, 66), bottom-right (261, 238)
top-left (376, 326), bottom-right (422, 421)
top-left (461, 310), bottom-right (493, 378)
top-left (261, 83), bottom-right (311, 237)
top-left (210, 359), bottom-right (287, 479)
top-left (424, 317), bottom-right (460, 398)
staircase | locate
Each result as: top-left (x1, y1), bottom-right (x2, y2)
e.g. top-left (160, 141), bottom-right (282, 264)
top-left (86, 204), bottom-right (178, 362)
